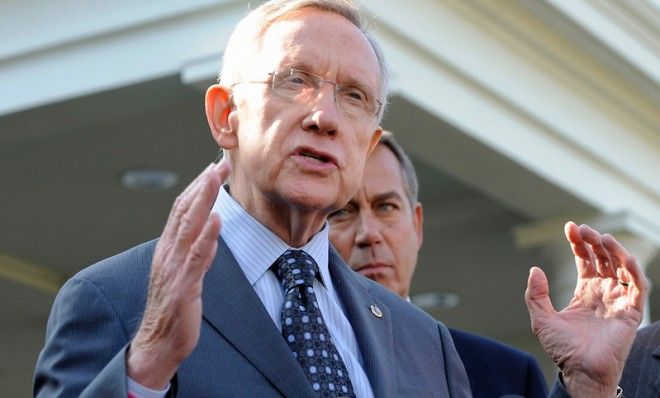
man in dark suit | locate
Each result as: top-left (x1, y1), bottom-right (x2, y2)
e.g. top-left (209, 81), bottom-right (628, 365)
top-left (620, 321), bottom-right (660, 397)
top-left (448, 330), bottom-right (547, 398)
top-left (328, 131), bottom-right (548, 397)
top-left (34, 1), bottom-right (471, 397)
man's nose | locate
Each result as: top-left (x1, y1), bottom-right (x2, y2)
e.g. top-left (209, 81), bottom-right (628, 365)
top-left (302, 83), bottom-right (339, 136)
top-left (355, 213), bottom-right (382, 248)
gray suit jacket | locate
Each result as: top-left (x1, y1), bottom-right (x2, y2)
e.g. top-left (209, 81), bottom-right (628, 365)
top-left (34, 238), bottom-right (471, 397)
top-left (620, 321), bottom-right (660, 397)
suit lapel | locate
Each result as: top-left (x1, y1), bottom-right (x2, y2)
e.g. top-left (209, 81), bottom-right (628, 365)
top-left (202, 238), bottom-right (314, 397)
top-left (329, 247), bottom-right (397, 397)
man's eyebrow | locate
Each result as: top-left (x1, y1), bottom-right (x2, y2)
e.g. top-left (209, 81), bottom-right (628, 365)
top-left (285, 61), bottom-right (313, 72)
top-left (371, 191), bottom-right (403, 203)
top-left (337, 200), bottom-right (358, 210)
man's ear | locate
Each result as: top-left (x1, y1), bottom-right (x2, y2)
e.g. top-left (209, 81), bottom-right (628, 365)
top-left (366, 126), bottom-right (383, 155)
top-left (413, 202), bottom-right (424, 249)
top-left (206, 84), bottom-right (238, 150)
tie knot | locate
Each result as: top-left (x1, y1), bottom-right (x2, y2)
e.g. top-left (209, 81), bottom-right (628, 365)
top-left (273, 249), bottom-right (318, 290)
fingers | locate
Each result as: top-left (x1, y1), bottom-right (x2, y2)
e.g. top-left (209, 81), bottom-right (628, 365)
top-left (525, 266), bottom-right (556, 334)
top-left (186, 212), bottom-right (221, 279)
top-left (161, 163), bottom-right (213, 243)
top-left (162, 160), bottom-right (231, 245)
top-left (565, 221), bottom-right (648, 313)
top-left (578, 224), bottom-right (616, 278)
top-left (564, 222), bottom-right (597, 278)
top-left (173, 170), bottom-right (221, 253)
top-left (171, 160), bottom-right (230, 273)
top-left (601, 234), bottom-right (648, 309)
top-left (153, 159), bottom-right (231, 278)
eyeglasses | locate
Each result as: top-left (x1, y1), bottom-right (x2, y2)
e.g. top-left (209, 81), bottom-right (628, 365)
top-left (232, 68), bottom-right (382, 118)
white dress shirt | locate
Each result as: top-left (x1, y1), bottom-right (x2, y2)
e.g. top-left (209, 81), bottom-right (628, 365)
top-left (129, 186), bottom-right (374, 397)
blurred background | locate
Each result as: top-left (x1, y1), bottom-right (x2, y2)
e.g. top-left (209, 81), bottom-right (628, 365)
top-left (1, 0), bottom-right (658, 395)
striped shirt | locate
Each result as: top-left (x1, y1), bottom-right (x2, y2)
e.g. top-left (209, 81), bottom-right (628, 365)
top-left (215, 185), bottom-right (374, 397)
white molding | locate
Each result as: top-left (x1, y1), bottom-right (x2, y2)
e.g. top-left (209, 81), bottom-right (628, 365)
top-left (357, 0), bottom-right (659, 241)
top-left (0, 0), bottom-right (237, 60)
top-left (541, 0), bottom-right (660, 87)
top-left (0, 0), bottom-right (244, 116)
top-left (181, 55), bottom-right (222, 91)
top-left (1, 0), bottom-right (658, 241)
top-left (513, 211), bottom-right (660, 249)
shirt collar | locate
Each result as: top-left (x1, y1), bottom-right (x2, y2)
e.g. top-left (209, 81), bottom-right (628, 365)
top-left (212, 185), bottom-right (330, 287)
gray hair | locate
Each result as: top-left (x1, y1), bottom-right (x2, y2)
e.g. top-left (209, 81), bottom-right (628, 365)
top-left (378, 130), bottom-right (419, 207)
top-left (218, 0), bottom-right (390, 121)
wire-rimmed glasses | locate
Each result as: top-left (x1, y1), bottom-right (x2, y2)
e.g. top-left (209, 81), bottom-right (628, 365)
top-left (233, 68), bottom-right (382, 119)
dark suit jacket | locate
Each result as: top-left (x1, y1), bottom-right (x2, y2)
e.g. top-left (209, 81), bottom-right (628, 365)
top-left (34, 238), bottom-right (471, 397)
top-left (449, 328), bottom-right (547, 398)
top-left (620, 321), bottom-right (660, 397)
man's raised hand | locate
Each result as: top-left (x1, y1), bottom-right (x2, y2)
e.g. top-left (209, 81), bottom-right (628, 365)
top-left (127, 160), bottom-right (231, 389)
top-left (525, 221), bottom-right (647, 397)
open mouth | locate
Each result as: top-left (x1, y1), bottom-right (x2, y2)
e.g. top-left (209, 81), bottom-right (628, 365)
top-left (300, 149), bottom-right (329, 163)
top-left (296, 147), bottom-right (337, 166)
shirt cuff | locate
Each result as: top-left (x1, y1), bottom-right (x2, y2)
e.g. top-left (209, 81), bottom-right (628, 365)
top-left (615, 386), bottom-right (623, 398)
top-left (557, 372), bottom-right (623, 398)
top-left (127, 376), bottom-right (170, 398)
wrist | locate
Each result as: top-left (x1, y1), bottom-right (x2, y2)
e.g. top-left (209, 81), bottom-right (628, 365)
top-left (560, 371), bottom-right (620, 398)
top-left (126, 338), bottom-right (179, 390)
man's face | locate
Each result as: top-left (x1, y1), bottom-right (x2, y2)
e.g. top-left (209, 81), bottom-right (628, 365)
top-left (216, 8), bottom-right (382, 220)
top-left (329, 144), bottom-right (423, 298)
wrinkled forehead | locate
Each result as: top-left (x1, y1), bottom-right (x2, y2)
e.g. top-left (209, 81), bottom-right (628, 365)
top-left (255, 9), bottom-right (381, 91)
top-left (360, 145), bottom-right (405, 191)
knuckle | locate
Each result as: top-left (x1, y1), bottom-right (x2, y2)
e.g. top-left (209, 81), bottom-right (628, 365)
top-left (189, 246), bottom-right (205, 264)
top-left (178, 213), bottom-right (196, 239)
top-left (172, 204), bottom-right (187, 222)
top-left (530, 321), bottom-right (543, 337)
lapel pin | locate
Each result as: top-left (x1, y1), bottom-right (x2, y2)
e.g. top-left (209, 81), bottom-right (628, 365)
top-left (370, 304), bottom-right (383, 318)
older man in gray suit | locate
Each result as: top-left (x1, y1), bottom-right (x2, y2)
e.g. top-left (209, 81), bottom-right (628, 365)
top-left (34, 1), bottom-right (471, 396)
top-left (34, 0), bottom-right (648, 397)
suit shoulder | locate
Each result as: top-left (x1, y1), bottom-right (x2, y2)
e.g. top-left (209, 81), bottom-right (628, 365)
top-left (449, 328), bottom-right (548, 397)
top-left (60, 239), bottom-right (158, 317)
top-left (357, 272), bottom-right (435, 320)
top-left (634, 321), bottom-right (660, 346)
top-left (73, 239), bottom-right (158, 285)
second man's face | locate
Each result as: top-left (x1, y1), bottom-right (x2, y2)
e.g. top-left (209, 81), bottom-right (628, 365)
top-left (329, 144), bottom-right (423, 298)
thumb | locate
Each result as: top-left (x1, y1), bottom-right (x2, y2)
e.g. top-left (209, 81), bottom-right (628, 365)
top-left (525, 266), bottom-right (556, 330)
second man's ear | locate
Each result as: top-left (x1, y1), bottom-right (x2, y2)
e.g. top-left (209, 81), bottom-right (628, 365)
top-left (206, 84), bottom-right (238, 150)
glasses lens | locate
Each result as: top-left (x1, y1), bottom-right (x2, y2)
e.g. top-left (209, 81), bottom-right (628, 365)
top-left (272, 69), bottom-right (379, 117)
top-left (272, 69), bottom-right (317, 101)
top-left (336, 87), bottom-right (374, 116)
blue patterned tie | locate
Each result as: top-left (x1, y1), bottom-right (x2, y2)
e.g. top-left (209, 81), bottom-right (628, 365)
top-left (273, 250), bottom-right (356, 398)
